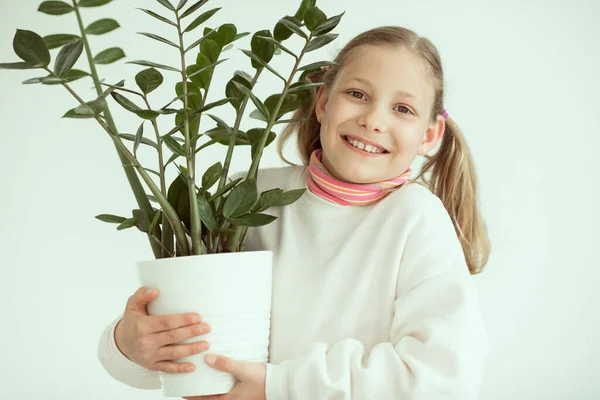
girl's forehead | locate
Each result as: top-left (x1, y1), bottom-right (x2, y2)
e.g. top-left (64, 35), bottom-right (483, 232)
top-left (337, 46), bottom-right (433, 99)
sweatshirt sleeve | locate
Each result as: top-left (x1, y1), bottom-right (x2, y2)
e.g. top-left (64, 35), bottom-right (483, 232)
top-left (97, 313), bottom-right (161, 390)
top-left (264, 196), bottom-right (489, 400)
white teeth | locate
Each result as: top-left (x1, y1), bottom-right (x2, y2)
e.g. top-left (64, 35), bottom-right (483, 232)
top-left (346, 136), bottom-right (385, 154)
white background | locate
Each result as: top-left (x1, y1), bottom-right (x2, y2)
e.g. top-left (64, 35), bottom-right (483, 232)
top-left (0, 0), bottom-right (598, 399)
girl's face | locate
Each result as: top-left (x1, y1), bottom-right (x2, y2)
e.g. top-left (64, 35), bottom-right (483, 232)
top-left (315, 45), bottom-right (446, 183)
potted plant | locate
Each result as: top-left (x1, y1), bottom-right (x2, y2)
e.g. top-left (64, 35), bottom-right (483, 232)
top-left (1, 0), bottom-right (343, 396)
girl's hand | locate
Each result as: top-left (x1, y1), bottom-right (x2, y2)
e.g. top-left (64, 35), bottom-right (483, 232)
top-left (182, 355), bottom-right (266, 400)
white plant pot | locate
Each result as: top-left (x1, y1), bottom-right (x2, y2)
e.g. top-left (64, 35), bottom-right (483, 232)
top-left (135, 250), bottom-right (273, 397)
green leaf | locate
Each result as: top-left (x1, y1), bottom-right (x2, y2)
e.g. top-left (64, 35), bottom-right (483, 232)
top-left (175, 81), bottom-right (203, 110)
top-left (218, 24), bottom-right (237, 46)
top-left (305, 33), bottom-right (338, 53)
top-left (313, 11), bottom-right (345, 36)
top-left (54, 38), bottom-right (83, 76)
top-left (273, 117), bottom-right (312, 125)
top-left (118, 133), bottom-right (158, 149)
top-left (247, 128), bottom-right (276, 148)
top-left (225, 73), bottom-right (251, 111)
top-left (249, 109), bottom-right (268, 122)
top-left (0, 62), bottom-right (40, 70)
top-left (62, 68), bottom-right (90, 82)
top-left (137, 32), bottom-right (178, 49)
top-left (253, 189), bottom-right (283, 213)
top-left (133, 121), bottom-right (144, 156)
top-left (176, 0), bottom-right (189, 10)
top-left (223, 178), bottom-right (259, 218)
top-left (227, 213), bottom-right (277, 227)
top-left (287, 82), bottom-right (325, 93)
top-left (184, 7), bottom-right (221, 33)
top-left (156, 0), bottom-right (176, 11)
top-left (293, 0), bottom-right (316, 21)
top-left (94, 47), bottom-right (125, 64)
top-left (133, 110), bottom-right (160, 120)
top-left (304, 6), bottom-right (327, 32)
top-left (127, 60), bottom-right (179, 72)
top-left (240, 49), bottom-right (285, 82)
top-left (74, 97), bottom-right (107, 115)
top-left (174, 109), bottom-right (199, 135)
top-left (208, 177), bottom-right (243, 202)
top-left (200, 39), bottom-right (220, 63)
top-left (38, 1), bottom-right (73, 15)
top-left (63, 98), bottom-right (107, 118)
top-left (198, 97), bottom-right (231, 113)
top-left (118, 133), bottom-right (158, 150)
top-left (95, 214), bottom-right (127, 223)
top-left (273, 188), bottom-right (306, 207)
top-left (232, 81), bottom-right (269, 120)
top-left (43, 34), bottom-right (79, 50)
top-left (264, 92), bottom-right (301, 120)
top-left (197, 195), bottom-right (217, 232)
top-left (184, 28), bottom-right (217, 52)
top-left (135, 67), bottom-right (163, 95)
top-left (205, 128), bottom-right (249, 146)
top-left (132, 209), bottom-right (150, 233)
top-left (13, 29), bottom-right (50, 67)
top-left (136, 8), bottom-right (176, 26)
top-left (202, 161), bottom-right (222, 190)
top-left (206, 113), bottom-right (231, 132)
top-left (255, 35), bottom-right (296, 59)
top-left (163, 135), bottom-right (187, 157)
top-left (187, 58), bottom-right (226, 86)
top-left (298, 60), bottom-right (336, 71)
top-left (79, 0), bottom-right (113, 7)
top-left (111, 92), bottom-right (142, 112)
top-left (85, 18), bottom-right (120, 35)
top-left (180, 0), bottom-right (209, 18)
top-left (250, 30), bottom-right (275, 68)
top-left (148, 209), bottom-right (162, 233)
top-left (62, 109), bottom-right (94, 118)
top-left (274, 16), bottom-right (306, 41)
top-left (117, 218), bottom-right (137, 230)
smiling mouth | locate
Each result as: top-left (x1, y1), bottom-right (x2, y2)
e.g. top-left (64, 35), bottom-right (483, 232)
top-left (342, 135), bottom-right (389, 154)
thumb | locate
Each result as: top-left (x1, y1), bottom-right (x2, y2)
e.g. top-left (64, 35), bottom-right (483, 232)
top-left (127, 287), bottom-right (159, 313)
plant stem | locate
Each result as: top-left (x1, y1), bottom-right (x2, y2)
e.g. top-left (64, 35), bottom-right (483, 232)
top-left (143, 97), bottom-right (174, 258)
top-left (72, 0), bottom-right (163, 258)
top-left (212, 70), bottom-right (263, 251)
top-left (51, 68), bottom-right (191, 256)
top-left (175, 9), bottom-right (203, 255)
top-left (225, 34), bottom-right (313, 252)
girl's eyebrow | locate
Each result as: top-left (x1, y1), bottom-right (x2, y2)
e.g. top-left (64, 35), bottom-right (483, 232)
top-left (346, 77), bottom-right (416, 99)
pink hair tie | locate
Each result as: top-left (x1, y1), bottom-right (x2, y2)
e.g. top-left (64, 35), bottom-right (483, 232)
top-left (441, 109), bottom-right (448, 119)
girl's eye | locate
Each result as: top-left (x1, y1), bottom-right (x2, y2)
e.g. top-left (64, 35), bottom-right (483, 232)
top-left (346, 91), bottom-right (413, 115)
top-left (347, 90), bottom-right (365, 100)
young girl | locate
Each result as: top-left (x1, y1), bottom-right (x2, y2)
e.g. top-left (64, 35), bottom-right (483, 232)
top-left (98, 25), bottom-right (491, 399)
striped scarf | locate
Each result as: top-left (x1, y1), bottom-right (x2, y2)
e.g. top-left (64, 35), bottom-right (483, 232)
top-left (305, 149), bottom-right (412, 206)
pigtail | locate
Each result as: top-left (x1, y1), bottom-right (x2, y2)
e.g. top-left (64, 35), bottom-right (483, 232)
top-left (413, 118), bottom-right (491, 274)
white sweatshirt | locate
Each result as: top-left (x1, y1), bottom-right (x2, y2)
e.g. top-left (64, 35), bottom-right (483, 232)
top-left (98, 164), bottom-right (489, 399)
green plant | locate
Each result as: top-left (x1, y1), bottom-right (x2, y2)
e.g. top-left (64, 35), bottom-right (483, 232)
top-left (1, 0), bottom-right (343, 257)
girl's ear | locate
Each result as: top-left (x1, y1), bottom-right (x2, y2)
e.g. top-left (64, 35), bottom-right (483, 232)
top-left (315, 85), bottom-right (329, 124)
top-left (420, 115), bottom-right (445, 154)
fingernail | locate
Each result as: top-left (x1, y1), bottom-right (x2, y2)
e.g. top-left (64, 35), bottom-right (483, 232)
top-left (205, 355), bottom-right (216, 365)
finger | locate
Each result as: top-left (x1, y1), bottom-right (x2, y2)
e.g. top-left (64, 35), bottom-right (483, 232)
top-left (154, 321), bottom-right (211, 347)
top-left (206, 355), bottom-right (248, 380)
top-left (126, 287), bottom-right (159, 313)
top-left (146, 311), bottom-right (203, 334)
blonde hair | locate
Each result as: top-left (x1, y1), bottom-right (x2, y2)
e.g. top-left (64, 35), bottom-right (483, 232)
top-left (276, 26), bottom-right (491, 274)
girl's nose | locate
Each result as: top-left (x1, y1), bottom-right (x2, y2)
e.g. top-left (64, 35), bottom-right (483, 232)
top-left (358, 106), bottom-right (389, 133)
